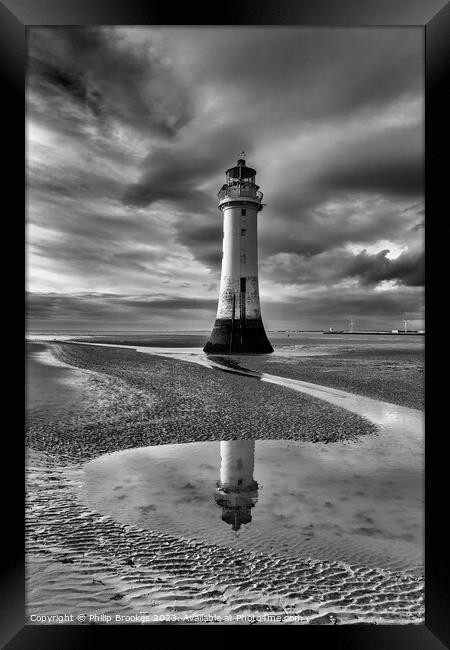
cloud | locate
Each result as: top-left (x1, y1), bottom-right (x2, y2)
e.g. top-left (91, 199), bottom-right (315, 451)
top-left (27, 285), bottom-right (424, 332)
top-left (316, 126), bottom-right (424, 199)
top-left (343, 249), bottom-right (424, 287)
top-left (27, 292), bottom-right (216, 326)
top-left (26, 26), bottom-right (424, 330)
top-left (261, 284), bottom-right (424, 331)
top-left (164, 28), bottom-right (423, 124)
top-left (27, 27), bottom-right (195, 138)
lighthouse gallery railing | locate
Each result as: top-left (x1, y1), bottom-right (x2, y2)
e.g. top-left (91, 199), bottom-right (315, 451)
top-left (218, 186), bottom-right (263, 203)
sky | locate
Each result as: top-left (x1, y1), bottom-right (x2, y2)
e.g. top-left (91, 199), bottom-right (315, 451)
top-left (26, 27), bottom-right (424, 332)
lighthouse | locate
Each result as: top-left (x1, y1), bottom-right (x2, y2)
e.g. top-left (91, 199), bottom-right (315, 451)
top-left (204, 156), bottom-right (273, 354)
top-left (214, 440), bottom-right (259, 532)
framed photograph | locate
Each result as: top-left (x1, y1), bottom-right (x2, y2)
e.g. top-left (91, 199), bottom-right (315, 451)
top-left (4, 0), bottom-right (448, 647)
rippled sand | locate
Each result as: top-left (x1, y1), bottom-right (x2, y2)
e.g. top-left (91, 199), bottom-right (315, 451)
top-left (25, 339), bottom-right (424, 625)
top-left (79, 439), bottom-right (423, 574)
top-left (27, 450), bottom-right (423, 625)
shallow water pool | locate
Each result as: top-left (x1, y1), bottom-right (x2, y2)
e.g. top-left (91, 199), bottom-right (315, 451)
top-left (79, 436), bottom-right (423, 574)
top-left (26, 342), bottom-right (87, 416)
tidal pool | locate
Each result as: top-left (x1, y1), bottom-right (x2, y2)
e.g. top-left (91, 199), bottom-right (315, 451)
top-left (79, 436), bottom-right (423, 574)
top-left (54, 341), bottom-right (423, 574)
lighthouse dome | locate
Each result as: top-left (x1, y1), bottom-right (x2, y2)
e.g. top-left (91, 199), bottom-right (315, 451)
top-left (225, 158), bottom-right (256, 184)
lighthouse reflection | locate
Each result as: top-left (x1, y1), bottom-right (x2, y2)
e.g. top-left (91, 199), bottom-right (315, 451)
top-left (214, 440), bottom-right (259, 531)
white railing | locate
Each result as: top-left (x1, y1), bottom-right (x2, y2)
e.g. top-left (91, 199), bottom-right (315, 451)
top-left (218, 185), bottom-right (263, 203)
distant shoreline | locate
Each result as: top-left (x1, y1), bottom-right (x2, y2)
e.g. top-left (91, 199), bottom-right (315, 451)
top-left (277, 330), bottom-right (424, 335)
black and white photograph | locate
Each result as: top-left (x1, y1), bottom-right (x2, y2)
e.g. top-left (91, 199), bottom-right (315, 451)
top-left (25, 24), bottom-right (426, 627)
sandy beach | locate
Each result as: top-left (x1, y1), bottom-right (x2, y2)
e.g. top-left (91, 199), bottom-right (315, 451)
top-left (25, 334), bottom-right (424, 625)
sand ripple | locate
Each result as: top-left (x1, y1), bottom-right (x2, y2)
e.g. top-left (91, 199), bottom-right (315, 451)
top-left (26, 451), bottom-right (423, 625)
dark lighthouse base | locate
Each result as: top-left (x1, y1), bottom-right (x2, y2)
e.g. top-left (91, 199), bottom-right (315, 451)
top-left (203, 318), bottom-right (273, 354)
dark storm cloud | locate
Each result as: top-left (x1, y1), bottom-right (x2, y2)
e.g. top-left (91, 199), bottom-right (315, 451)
top-left (120, 112), bottom-right (424, 273)
top-left (124, 129), bottom-right (422, 271)
top-left (257, 122), bottom-right (424, 262)
top-left (27, 27), bottom-right (194, 137)
top-left (260, 245), bottom-right (424, 289)
top-left (121, 126), bottom-right (255, 209)
top-left (120, 130), bottom-right (254, 269)
top-left (120, 117), bottom-right (424, 270)
top-left (343, 249), bottom-right (424, 287)
top-left (122, 147), bottom-right (213, 207)
top-left (32, 58), bottom-right (101, 116)
top-left (27, 27), bottom-right (424, 329)
top-left (118, 28), bottom-right (423, 269)
top-left (322, 155), bottom-right (422, 198)
top-left (259, 198), bottom-right (415, 263)
top-left (316, 127), bottom-right (424, 198)
top-left (174, 221), bottom-right (223, 271)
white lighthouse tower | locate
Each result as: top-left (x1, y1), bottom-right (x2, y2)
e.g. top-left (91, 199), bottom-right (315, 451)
top-left (204, 156), bottom-right (273, 354)
top-left (214, 440), bottom-right (259, 531)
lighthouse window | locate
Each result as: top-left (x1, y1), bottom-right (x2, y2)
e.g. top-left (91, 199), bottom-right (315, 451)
top-left (241, 209), bottom-right (246, 216)
top-left (240, 278), bottom-right (246, 293)
top-left (241, 228), bottom-right (246, 236)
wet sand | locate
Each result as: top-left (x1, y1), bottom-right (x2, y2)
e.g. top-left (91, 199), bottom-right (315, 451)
top-left (240, 347), bottom-right (424, 411)
top-left (25, 338), bottom-right (424, 624)
top-left (26, 342), bottom-right (86, 415)
top-left (74, 332), bottom-right (424, 410)
top-left (27, 342), bottom-right (375, 462)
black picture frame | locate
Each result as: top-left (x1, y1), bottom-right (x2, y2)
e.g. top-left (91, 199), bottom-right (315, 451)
top-left (4, 0), bottom-right (449, 647)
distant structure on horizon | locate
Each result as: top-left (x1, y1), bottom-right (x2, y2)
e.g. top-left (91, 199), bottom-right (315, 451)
top-left (214, 440), bottom-right (259, 531)
top-left (204, 156), bottom-right (273, 354)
